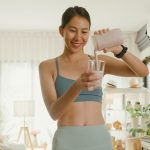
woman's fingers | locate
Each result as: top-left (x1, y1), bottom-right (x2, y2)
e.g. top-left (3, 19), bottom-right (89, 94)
top-left (81, 72), bottom-right (100, 82)
top-left (98, 30), bottom-right (103, 35)
top-left (94, 28), bottom-right (109, 35)
top-left (94, 31), bottom-right (99, 35)
top-left (80, 72), bottom-right (101, 89)
top-left (83, 80), bottom-right (100, 89)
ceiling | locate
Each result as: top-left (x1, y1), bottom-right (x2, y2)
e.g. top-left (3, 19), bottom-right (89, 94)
top-left (0, 0), bottom-right (150, 31)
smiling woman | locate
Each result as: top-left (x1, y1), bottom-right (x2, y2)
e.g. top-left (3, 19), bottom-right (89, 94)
top-left (59, 10), bottom-right (90, 53)
top-left (0, 1), bottom-right (148, 149)
top-left (39, 5), bottom-right (148, 150)
top-left (39, 6), bottom-right (114, 150)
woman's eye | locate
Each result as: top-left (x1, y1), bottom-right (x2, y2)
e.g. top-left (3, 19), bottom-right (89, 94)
top-left (70, 29), bottom-right (76, 32)
top-left (82, 31), bottom-right (88, 34)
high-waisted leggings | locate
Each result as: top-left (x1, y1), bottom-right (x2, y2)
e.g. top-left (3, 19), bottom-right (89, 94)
top-left (52, 124), bottom-right (113, 150)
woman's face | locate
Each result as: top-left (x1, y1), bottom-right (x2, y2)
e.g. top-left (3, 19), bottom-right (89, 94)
top-left (60, 16), bottom-right (90, 53)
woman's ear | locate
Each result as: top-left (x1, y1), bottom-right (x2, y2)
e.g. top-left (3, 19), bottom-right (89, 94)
top-left (59, 26), bottom-right (64, 37)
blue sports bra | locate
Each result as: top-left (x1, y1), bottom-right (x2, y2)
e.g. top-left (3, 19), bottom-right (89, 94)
top-left (55, 56), bottom-right (103, 102)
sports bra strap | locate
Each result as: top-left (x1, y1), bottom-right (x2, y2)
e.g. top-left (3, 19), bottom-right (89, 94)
top-left (55, 55), bottom-right (92, 75)
top-left (55, 57), bottom-right (59, 75)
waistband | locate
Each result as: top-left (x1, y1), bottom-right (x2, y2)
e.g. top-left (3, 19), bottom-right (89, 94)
top-left (53, 124), bottom-right (113, 150)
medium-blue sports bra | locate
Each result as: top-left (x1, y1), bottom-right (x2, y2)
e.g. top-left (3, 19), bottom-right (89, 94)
top-left (55, 56), bottom-right (103, 102)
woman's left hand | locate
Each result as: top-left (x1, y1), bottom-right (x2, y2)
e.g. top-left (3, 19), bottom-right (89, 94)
top-left (94, 29), bottom-right (122, 55)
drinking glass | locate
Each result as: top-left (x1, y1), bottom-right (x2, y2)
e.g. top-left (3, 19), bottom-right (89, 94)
top-left (88, 60), bottom-right (105, 91)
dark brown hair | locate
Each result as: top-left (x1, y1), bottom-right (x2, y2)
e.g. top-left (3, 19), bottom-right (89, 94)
top-left (61, 6), bottom-right (91, 29)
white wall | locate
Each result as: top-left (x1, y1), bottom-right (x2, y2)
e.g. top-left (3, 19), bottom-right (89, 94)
top-left (140, 47), bottom-right (150, 60)
top-left (0, 0), bottom-right (149, 31)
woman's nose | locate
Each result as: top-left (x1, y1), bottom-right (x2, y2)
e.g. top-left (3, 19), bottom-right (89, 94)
top-left (74, 32), bottom-right (82, 40)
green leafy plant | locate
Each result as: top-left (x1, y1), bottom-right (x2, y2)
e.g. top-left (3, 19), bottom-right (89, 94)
top-left (126, 103), bottom-right (150, 137)
top-left (146, 122), bottom-right (150, 136)
top-left (126, 107), bottom-right (141, 118)
top-left (147, 128), bottom-right (150, 136)
top-left (140, 104), bottom-right (150, 118)
top-left (126, 103), bottom-right (150, 119)
top-left (147, 122), bottom-right (150, 128)
top-left (129, 128), bottom-right (145, 137)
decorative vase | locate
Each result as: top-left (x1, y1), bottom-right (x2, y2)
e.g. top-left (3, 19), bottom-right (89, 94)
top-left (33, 135), bottom-right (38, 147)
top-left (31, 130), bottom-right (40, 147)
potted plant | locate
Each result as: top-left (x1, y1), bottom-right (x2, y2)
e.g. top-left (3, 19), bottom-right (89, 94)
top-left (126, 105), bottom-right (141, 128)
top-left (140, 106), bottom-right (150, 128)
top-left (136, 128), bottom-right (146, 137)
top-left (129, 128), bottom-right (146, 137)
top-left (129, 128), bottom-right (136, 137)
top-left (126, 101), bottom-right (150, 128)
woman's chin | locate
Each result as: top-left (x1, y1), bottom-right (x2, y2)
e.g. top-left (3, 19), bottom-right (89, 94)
top-left (70, 47), bottom-right (83, 53)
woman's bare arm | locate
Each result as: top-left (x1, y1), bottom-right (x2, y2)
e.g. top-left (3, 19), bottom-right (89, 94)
top-left (39, 60), bottom-right (100, 121)
top-left (99, 52), bottom-right (148, 77)
top-left (39, 61), bottom-right (82, 120)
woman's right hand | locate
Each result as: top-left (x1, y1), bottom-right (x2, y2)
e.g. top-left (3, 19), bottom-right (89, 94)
top-left (94, 28), bottom-right (123, 54)
top-left (76, 71), bottom-right (100, 90)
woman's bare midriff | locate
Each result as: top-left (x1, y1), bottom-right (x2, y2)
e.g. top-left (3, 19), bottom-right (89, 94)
top-left (57, 101), bottom-right (105, 126)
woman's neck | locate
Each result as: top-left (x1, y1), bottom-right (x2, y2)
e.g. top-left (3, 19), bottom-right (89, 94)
top-left (61, 49), bottom-right (85, 62)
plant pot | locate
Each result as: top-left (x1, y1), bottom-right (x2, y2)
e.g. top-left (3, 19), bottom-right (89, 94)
top-left (141, 117), bottom-right (148, 128)
top-left (131, 117), bottom-right (139, 128)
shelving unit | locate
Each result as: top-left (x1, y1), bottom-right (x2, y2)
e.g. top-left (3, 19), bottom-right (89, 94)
top-left (103, 87), bottom-right (150, 94)
top-left (103, 87), bottom-right (150, 150)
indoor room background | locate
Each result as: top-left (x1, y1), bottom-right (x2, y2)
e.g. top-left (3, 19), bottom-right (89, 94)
top-left (0, 0), bottom-right (150, 149)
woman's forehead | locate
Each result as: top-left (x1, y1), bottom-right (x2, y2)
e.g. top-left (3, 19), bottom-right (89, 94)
top-left (66, 16), bottom-right (90, 29)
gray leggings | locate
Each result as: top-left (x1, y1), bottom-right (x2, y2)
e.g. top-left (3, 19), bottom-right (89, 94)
top-left (52, 124), bottom-right (113, 150)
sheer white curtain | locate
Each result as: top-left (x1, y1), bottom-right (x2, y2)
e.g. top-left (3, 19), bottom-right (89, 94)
top-left (0, 31), bottom-right (64, 61)
top-left (0, 31), bottom-right (64, 148)
top-left (0, 30), bottom-right (139, 147)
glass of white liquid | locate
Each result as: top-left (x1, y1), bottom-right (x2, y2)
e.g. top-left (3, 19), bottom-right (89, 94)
top-left (88, 60), bottom-right (105, 91)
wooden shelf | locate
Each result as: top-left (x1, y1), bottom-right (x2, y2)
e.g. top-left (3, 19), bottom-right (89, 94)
top-left (103, 87), bottom-right (149, 94)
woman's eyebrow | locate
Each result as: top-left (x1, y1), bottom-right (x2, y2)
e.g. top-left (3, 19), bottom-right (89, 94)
top-left (68, 26), bottom-right (89, 30)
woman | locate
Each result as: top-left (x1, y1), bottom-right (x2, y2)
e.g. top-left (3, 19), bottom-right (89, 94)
top-left (39, 6), bottom-right (148, 150)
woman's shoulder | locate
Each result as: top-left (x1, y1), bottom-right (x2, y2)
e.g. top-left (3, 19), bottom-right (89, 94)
top-left (39, 58), bottom-right (55, 66)
top-left (39, 58), bottom-right (57, 73)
